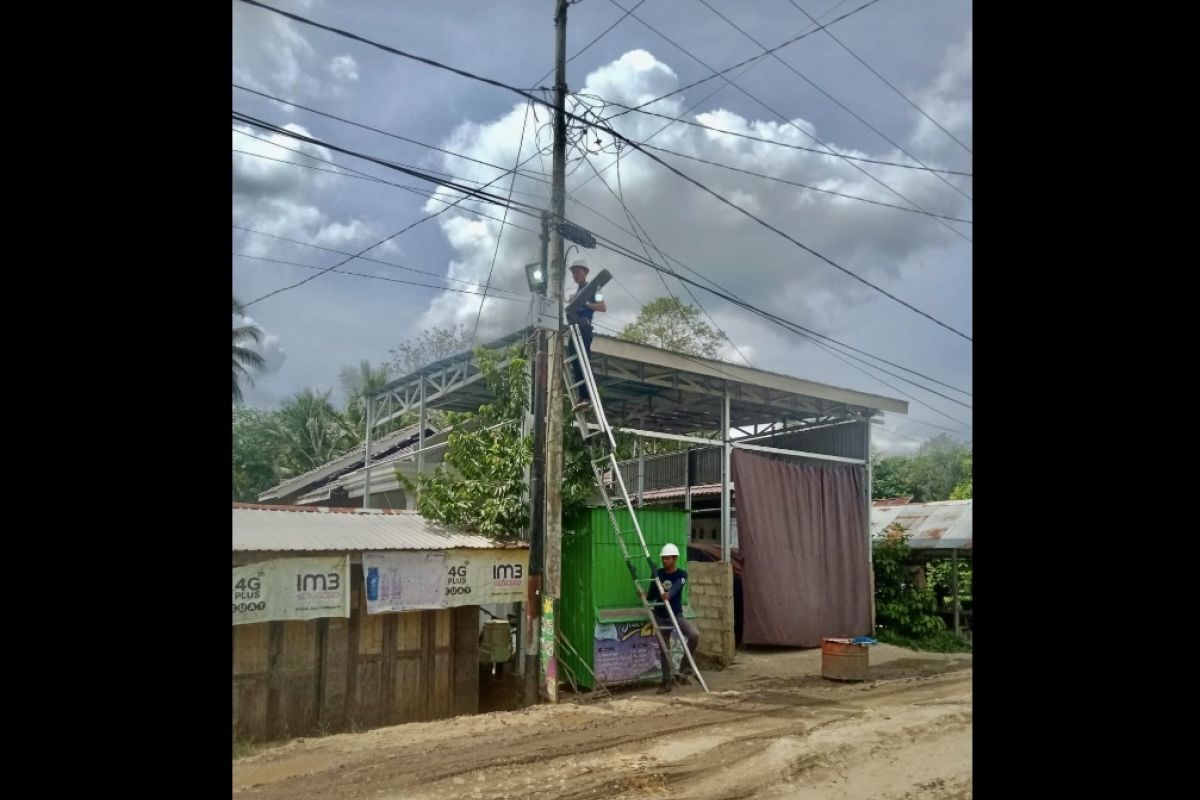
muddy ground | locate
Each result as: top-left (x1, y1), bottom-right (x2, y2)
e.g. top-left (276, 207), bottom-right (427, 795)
top-left (234, 644), bottom-right (972, 799)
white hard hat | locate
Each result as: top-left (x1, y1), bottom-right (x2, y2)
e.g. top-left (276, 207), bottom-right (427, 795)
top-left (569, 259), bottom-right (589, 273)
top-left (660, 542), bottom-right (680, 558)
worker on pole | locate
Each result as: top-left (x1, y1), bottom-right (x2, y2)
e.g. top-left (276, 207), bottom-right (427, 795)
top-left (566, 258), bottom-right (606, 413)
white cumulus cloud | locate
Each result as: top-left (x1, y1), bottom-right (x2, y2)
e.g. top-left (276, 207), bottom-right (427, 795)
top-left (329, 54), bottom-right (360, 82)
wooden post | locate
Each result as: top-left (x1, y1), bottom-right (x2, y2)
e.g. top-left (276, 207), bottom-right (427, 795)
top-left (951, 549), bottom-right (960, 635)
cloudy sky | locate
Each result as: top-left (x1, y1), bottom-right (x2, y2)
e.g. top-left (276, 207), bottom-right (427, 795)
top-left (232, 0), bottom-right (972, 454)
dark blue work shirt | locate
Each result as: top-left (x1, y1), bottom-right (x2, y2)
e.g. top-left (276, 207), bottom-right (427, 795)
top-left (569, 285), bottom-right (596, 324)
top-left (648, 567), bottom-right (687, 618)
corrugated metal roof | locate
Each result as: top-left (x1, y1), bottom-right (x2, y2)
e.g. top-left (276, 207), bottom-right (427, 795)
top-left (372, 327), bottom-right (906, 437)
top-left (595, 335), bottom-right (907, 414)
top-left (873, 497), bottom-right (914, 507)
top-left (870, 500), bottom-right (971, 550)
top-left (639, 483), bottom-right (729, 503)
top-left (257, 423), bottom-right (438, 502)
top-left (232, 503), bottom-right (523, 552)
top-left (374, 328), bottom-right (905, 412)
top-left (305, 431), bottom-right (451, 504)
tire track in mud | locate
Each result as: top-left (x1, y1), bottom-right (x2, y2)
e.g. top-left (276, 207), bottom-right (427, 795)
top-left (235, 669), bottom-right (971, 800)
top-left (502, 700), bottom-right (971, 800)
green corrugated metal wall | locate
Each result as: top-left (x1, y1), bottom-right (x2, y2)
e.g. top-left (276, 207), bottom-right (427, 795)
top-left (559, 507), bottom-right (689, 690)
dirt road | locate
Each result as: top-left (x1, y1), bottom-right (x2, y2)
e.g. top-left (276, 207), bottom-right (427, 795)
top-left (234, 646), bottom-right (971, 799)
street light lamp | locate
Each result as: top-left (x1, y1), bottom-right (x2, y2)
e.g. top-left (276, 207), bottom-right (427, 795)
top-left (524, 262), bottom-right (546, 294)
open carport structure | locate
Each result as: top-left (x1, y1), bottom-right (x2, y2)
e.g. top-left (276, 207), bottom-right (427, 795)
top-left (365, 327), bottom-right (908, 564)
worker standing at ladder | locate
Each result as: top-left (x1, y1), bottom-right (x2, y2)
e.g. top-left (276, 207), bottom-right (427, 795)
top-left (567, 258), bottom-right (605, 413)
top-left (647, 543), bottom-right (701, 693)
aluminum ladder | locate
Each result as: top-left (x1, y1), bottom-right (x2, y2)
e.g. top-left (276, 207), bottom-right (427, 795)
top-left (562, 323), bottom-right (709, 693)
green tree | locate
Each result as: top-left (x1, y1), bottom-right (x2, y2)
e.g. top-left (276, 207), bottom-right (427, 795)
top-left (338, 360), bottom-right (405, 446)
top-left (618, 297), bottom-right (724, 358)
top-left (389, 324), bottom-right (472, 377)
top-left (408, 343), bottom-right (531, 538)
top-left (871, 454), bottom-right (916, 500)
top-left (232, 297), bottom-right (266, 404)
top-left (907, 435), bottom-right (969, 502)
top-left (407, 342), bottom-right (595, 540)
top-left (233, 407), bottom-right (285, 501)
top-left (949, 452), bottom-right (972, 499)
top-left (872, 436), bottom-right (971, 502)
top-left (926, 558), bottom-right (972, 608)
top-left (872, 530), bottom-right (944, 638)
top-left (270, 389), bottom-right (356, 478)
top-left (339, 360), bottom-right (393, 407)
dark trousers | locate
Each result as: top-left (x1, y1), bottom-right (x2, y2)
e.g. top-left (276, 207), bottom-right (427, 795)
top-left (657, 615), bottom-right (700, 683)
top-left (569, 323), bottom-right (594, 401)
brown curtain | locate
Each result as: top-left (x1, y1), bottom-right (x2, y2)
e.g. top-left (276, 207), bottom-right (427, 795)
top-left (732, 449), bottom-right (871, 647)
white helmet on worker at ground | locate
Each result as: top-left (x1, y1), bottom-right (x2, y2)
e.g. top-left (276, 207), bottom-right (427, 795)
top-left (660, 543), bottom-right (679, 558)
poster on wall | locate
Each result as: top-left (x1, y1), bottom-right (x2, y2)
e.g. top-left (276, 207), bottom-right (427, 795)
top-left (232, 555), bottom-right (350, 625)
top-left (359, 548), bottom-right (529, 613)
top-left (593, 620), bottom-right (683, 684)
top-left (361, 551), bottom-right (447, 614)
top-left (442, 549), bottom-right (530, 607)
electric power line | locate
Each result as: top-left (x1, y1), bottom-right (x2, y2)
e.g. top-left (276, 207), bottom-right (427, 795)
top-left (786, 0), bottom-right (972, 156)
top-left (531, 0), bottom-right (648, 87)
top-left (234, 83), bottom-right (555, 193)
top-left (602, 0), bottom-right (880, 125)
top-left (603, 145), bottom-right (755, 367)
top-left (693, 0), bottom-right (971, 201)
top-left (589, 226), bottom-right (972, 402)
top-left (890, 415), bottom-right (971, 437)
top-left (233, 83), bottom-right (971, 226)
top-left (798, 331), bottom-right (972, 430)
top-left (232, 225), bottom-right (529, 299)
top-left (234, 252), bottom-right (529, 301)
top-left (235, 117), bottom-right (970, 399)
top-left (231, 139), bottom-right (547, 226)
top-left (638, 141), bottom-right (971, 225)
top-left (602, 99), bottom-right (972, 177)
top-left (237, 149), bottom-right (540, 309)
top-left (879, 426), bottom-right (928, 444)
top-left (234, 111), bottom-right (544, 215)
top-left (562, 0), bottom-right (853, 205)
top-left (234, 0), bottom-right (971, 341)
top-left (589, 231), bottom-right (972, 428)
top-left (239, 102), bottom-right (973, 399)
top-left (472, 100), bottom-right (535, 347)
top-left (231, 83), bottom-right (964, 224)
top-left (600, 0), bottom-right (972, 247)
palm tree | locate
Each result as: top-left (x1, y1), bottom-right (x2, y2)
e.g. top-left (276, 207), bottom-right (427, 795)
top-left (270, 389), bottom-right (356, 476)
top-left (233, 297), bottom-right (266, 404)
top-left (339, 360), bottom-right (392, 406)
top-left (339, 360), bottom-right (396, 445)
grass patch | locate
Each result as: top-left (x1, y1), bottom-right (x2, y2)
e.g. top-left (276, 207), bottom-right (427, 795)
top-left (876, 628), bottom-right (972, 653)
top-left (234, 721), bottom-right (333, 760)
top-left (233, 739), bottom-right (274, 760)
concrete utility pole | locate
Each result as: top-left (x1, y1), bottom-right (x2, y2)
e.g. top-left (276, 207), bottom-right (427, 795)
top-left (540, 0), bottom-right (570, 705)
top-left (524, 211), bottom-right (550, 706)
